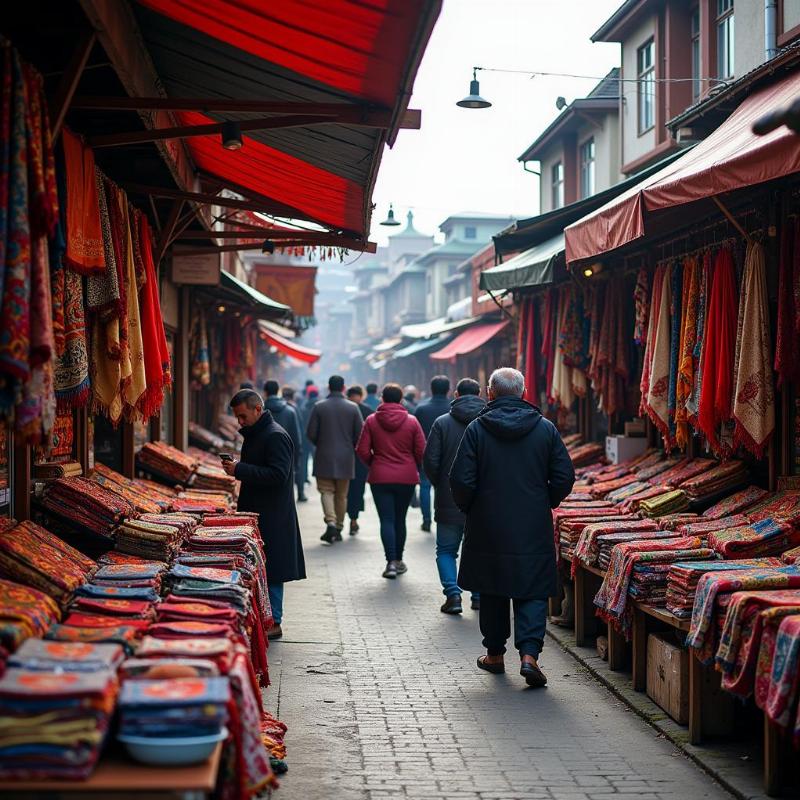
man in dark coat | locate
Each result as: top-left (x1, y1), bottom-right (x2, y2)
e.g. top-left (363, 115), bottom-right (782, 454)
top-left (297, 385), bottom-right (319, 500)
top-left (450, 368), bottom-right (574, 687)
top-left (224, 389), bottom-right (306, 641)
top-left (423, 377), bottom-right (485, 615)
top-left (345, 385), bottom-right (373, 536)
top-left (306, 375), bottom-right (364, 543)
top-left (263, 379), bottom-right (305, 501)
top-left (414, 375), bottom-right (452, 532)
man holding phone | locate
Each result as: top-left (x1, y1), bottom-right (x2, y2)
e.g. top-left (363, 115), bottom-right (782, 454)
top-left (222, 389), bottom-right (306, 639)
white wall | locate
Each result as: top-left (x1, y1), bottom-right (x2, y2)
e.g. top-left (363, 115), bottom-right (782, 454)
top-left (620, 12), bottom-right (657, 169)
top-left (735, 0), bottom-right (766, 78)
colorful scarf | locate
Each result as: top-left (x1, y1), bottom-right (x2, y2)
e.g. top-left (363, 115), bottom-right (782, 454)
top-left (633, 267), bottom-right (649, 345)
top-left (644, 264), bottom-right (672, 447)
top-left (698, 247), bottom-right (737, 455)
top-left (62, 128), bottom-right (105, 274)
top-left (685, 251), bottom-right (711, 425)
top-left (732, 242), bottom-right (774, 457)
top-left (760, 614), bottom-right (800, 738)
top-left (774, 218), bottom-right (800, 388)
top-left (667, 261), bottom-right (683, 427)
top-left (675, 257), bottom-right (698, 449)
top-left (54, 266), bottom-right (90, 409)
top-left (522, 298), bottom-right (538, 403)
top-left (86, 168), bottom-right (121, 320)
top-left (703, 485), bottom-right (769, 519)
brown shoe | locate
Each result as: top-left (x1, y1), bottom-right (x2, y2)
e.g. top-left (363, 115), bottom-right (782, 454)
top-left (520, 656), bottom-right (547, 687)
top-left (267, 624), bottom-right (283, 640)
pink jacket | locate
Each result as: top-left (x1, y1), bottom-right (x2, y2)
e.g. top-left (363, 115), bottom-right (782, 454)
top-left (355, 403), bottom-right (425, 485)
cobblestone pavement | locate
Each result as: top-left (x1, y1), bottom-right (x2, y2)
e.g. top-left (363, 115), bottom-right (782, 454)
top-left (264, 486), bottom-right (732, 800)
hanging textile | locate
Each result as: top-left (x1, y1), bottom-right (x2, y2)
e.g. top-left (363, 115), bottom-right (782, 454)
top-left (192, 311), bottom-right (211, 387)
top-left (698, 247), bottom-right (737, 455)
top-left (774, 218), bottom-right (800, 388)
top-left (666, 261), bottom-right (683, 433)
top-left (524, 297), bottom-right (538, 404)
top-left (639, 264), bottom-right (662, 417)
top-left (86, 169), bottom-right (122, 321)
top-left (686, 251), bottom-right (712, 426)
top-left (515, 298), bottom-right (527, 373)
top-left (541, 289), bottom-right (555, 404)
top-left (644, 264), bottom-right (673, 448)
top-left (633, 268), bottom-right (649, 346)
top-left (732, 241), bottom-right (774, 457)
top-left (54, 267), bottom-right (90, 410)
top-left (675, 256), bottom-right (699, 449)
top-left (551, 286), bottom-right (574, 409)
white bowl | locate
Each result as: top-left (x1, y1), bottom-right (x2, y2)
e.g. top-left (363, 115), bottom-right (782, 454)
top-left (118, 727), bottom-right (228, 766)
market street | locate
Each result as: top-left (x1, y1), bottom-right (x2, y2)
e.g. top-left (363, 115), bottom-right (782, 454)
top-left (264, 488), bottom-right (732, 800)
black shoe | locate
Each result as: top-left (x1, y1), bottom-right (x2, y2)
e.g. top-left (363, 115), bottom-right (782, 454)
top-left (471, 597), bottom-right (480, 611)
top-left (382, 561), bottom-right (398, 579)
top-left (349, 520), bottom-right (359, 535)
top-left (395, 561), bottom-right (407, 574)
top-left (421, 520), bottom-right (431, 532)
top-left (297, 494), bottom-right (308, 503)
top-left (520, 659), bottom-right (547, 688)
top-left (320, 525), bottom-right (339, 544)
top-left (440, 595), bottom-right (462, 614)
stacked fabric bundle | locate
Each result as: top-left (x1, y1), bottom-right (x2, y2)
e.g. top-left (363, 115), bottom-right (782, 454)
top-left (557, 514), bottom-right (630, 560)
top-left (680, 461), bottom-right (749, 502)
top-left (90, 464), bottom-right (164, 514)
top-left (702, 485), bottom-right (770, 520)
top-left (618, 484), bottom-right (672, 514)
top-left (91, 562), bottom-right (166, 592)
top-left (0, 579), bottom-right (61, 665)
top-left (757, 613), bottom-right (800, 747)
top-left (188, 422), bottom-right (227, 451)
top-left (114, 514), bottom-right (195, 562)
top-left (41, 477), bottom-right (134, 536)
top-left (136, 442), bottom-right (196, 485)
top-left (0, 522), bottom-right (95, 608)
top-left (657, 458), bottom-right (716, 488)
top-left (639, 489), bottom-right (689, 518)
top-left (708, 518), bottom-right (800, 558)
top-left (33, 461), bottom-right (83, 480)
top-left (170, 490), bottom-right (233, 514)
top-left (595, 529), bottom-right (682, 570)
top-left (656, 512), bottom-right (698, 530)
top-left (606, 481), bottom-right (650, 504)
top-left (665, 558), bottom-right (783, 618)
top-left (635, 457), bottom-right (684, 482)
top-left (572, 518), bottom-right (661, 574)
top-left (673, 514), bottom-right (749, 536)
top-left (567, 442), bottom-right (604, 467)
top-left (191, 464), bottom-right (236, 493)
top-left (0, 647), bottom-right (119, 778)
top-left (745, 490), bottom-right (800, 527)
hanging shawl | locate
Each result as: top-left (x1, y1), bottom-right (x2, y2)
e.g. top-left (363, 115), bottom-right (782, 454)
top-left (639, 264), bottom-right (662, 417)
top-left (516, 298), bottom-right (527, 372)
top-left (774, 218), bottom-right (800, 388)
top-left (697, 247), bottom-right (737, 454)
top-left (54, 267), bottom-right (90, 410)
top-left (105, 178), bottom-right (129, 362)
top-left (686, 251), bottom-right (712, 426)
top-left (137, 213), bottom-right (172, 419)
top-left (541, 289), bottom-right (556, 404)
top-left (62, 128), bottom-right (105, 274)
top-left (645, 264), bottom-right (673, 448)
top-left (192, 311), bottom-right (211, 387)
top-left (86, 168), bottom-right (122, 320)
top-left (551, 286), bottom-right (574, 409)
top-left (675, 256), bottom-right (699, 449)
top-left (525, 297), bottom-right (538, 403)
top-left (666, 261), bottom-right (683, 428)
top-left (0, 46), bottom-right (11, 308)
top-left (732, 242), bottom-right (774, 458)
top-left (633, 268), bottom-right (649, 345)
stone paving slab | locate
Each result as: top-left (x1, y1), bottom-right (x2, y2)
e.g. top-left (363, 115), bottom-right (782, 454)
top-left (264, 488), bottom-right (733, 800)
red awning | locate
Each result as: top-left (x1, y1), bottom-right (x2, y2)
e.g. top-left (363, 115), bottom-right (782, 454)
top-left (430, 321), bottom-right (509, 363)
top-left (565, 69), bottom-right (800, 263)
top-left (258, 324), bottom-right (321, 364)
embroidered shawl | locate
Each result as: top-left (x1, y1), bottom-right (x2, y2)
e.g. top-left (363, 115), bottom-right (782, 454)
top-left (645, 264), bottom-right (673, 447)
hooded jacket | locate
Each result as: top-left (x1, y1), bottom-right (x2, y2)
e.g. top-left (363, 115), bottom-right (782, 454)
top-left (355, 402), bottom-right (426, 485)
top-left (264, 395), bottom-right (302, 468)
top-left (422, 394), bottom-right (486, 525)
top-left (449, 395), bottom-right (575, 599)
top-left (414, 393), bottom-right (452, 438)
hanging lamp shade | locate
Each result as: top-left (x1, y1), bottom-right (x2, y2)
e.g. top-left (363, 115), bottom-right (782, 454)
top-left (221, 120), bottom-right (243, 150)
top-left (456, 69), bottom-right (491, 109)
top-left (380, 203), bottom-right (401, 226)
top-left (261, 239), bottom-right (275, 254)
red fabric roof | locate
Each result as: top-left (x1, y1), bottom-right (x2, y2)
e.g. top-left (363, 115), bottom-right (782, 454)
top-left (565, 69), bottom-right (800, 263)
top-left (259, 325), bottom-right (321, 364)
top-left (430, 321), bottom-right (509, 363)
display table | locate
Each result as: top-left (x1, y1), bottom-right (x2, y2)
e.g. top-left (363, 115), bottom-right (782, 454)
top-left (6, 742), bottom-right (222, 800)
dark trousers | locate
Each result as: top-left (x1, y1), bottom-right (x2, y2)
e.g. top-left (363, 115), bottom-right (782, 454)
top-left (370, 483), bottom-right (415, 562)
top-left (347, 476), bottom-right (366, 520)
top-left (479, 594), bottom-right (548, 659)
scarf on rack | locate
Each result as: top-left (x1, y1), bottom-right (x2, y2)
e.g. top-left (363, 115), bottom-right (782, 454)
top-left (675, 256), bottom-right (699, 449)
top-left (633, 268), bottom-right (649, 346)
top-left (686, 251), bottom-right (712, 425)
top-left (137, 213), bottom-right (171, 420)
top-left (551, 286), bottom-right (574, 409)
top-left (774, 218), bottom-right (800, 388)
top-left (86, 169), bottom-right (122, 321)
top-left (639, 264), bottom-right (662, 417)
top-left (541, 289), bottom-right (555, 404)
top-left (516, 297), bottom-right (527, 372)
top-left (62, 128), bottom-right (105, 274)
top-left (0, 46), bottom-right (10, 308)
top-left (645, 264), bottom-right (672, 447)
top-left (54, 266), bottom-right (90, 410)
top-left (667, 261), bottom-right (683, 427)
top-left (191, 311), bottom-right (211, 387)
top-left (698, 247), bottom-right (737, 455)
top-left (732, 242), bottom-right (774, 458)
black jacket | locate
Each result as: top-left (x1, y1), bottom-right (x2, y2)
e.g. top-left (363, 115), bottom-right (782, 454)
top-left (422, 394), bottom-right (486, 526)
top-left (264, 396), bottom-right (302, 468)
top-left (450, 396), bottom-right (574, 599)
top-left (414, 394), bottom-right (451, 438)
top-left (234, 411), bottom-right (306, 584)
top-left (353, 401), bottom-right (373, 481)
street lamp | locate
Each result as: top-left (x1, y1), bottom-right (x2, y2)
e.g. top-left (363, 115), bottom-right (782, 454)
top-left (380, 203), bottom-right (401, 226)
top-left (456, 68), bottom-right (491, 109)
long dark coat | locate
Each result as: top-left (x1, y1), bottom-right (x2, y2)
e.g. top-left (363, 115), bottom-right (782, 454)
top-left (449, 396), bottom-right (574, 599)
top-left (235, 411), bottom-right (306, 584)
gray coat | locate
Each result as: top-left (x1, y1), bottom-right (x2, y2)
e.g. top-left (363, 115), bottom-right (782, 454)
top-left (306, 392), bottom-right (364, 479)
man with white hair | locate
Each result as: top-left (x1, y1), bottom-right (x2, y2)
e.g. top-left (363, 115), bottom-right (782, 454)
top-left (449, 367), bottom-right (574, 687)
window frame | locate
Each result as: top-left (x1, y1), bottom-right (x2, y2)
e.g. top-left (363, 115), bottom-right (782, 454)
top-left (691, 6), bottom-right (701, 102)
top-left (464, 225), bottom-right (477, 240)
top-left (551, 160), bottom-right (564, 209)
top-left (579, 137), bottom-right (596, 199)
top-left (637, 38), bottom-right (656, 135)
top-left (716, 0), bottom-right (735, 80)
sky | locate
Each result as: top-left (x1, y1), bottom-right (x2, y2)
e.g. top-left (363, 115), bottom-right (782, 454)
top-left (369, 0), bottom-right (624, 246)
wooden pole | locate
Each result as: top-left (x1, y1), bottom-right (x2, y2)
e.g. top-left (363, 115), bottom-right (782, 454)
top-left (50, 30), bottom-right (97, 138)
top-left (12, 440), bottom-right (31, 521)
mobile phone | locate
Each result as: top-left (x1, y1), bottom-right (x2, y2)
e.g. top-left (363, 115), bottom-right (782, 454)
top-left (219, 454), bottom-right (234, 462)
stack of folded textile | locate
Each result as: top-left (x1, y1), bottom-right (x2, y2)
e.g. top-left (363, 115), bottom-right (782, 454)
top-left (628, 563), bottom-right (675, 605)
top-left (190, 465), bottom-right (236, 493)
top-left (572, 518), bottom-right (661, 573)
top-left (635, 456), bottom-right (684, 483)
top-left (0, 580), bottom-right (61, 666)
top-left (32, 461), bottom-right (83, 480)
top-left (91, 562), bottom-right (166, 592)
top-left (0, 647), bottom-right (119, 779)
top-left (217, 413), bottom-right (242, 443)
top-left (0, 522), bottom-right (95, 608)
top-left (680, 460), bottom-right (749, 502)
top-left (90, 464), bottom-right (163, 514)
top-left (665, 558), bottom-right (782, 618)
top-left (745, 490), bottom-right (800, 527)
top-left (171, 490), bottom-right (233, 514)
top-left (757, 613), bottom-right (800, 746)
top-left (607, 481), bottom-right (650, 504)
top-left (595, 529), bottom-right (681, 570)
top-left (708, 518), bottom-right (800, 559)
top-left (41, 477), bottom-right (134, 536)
top-left (618, 484), bottom-right (672, 514)
top-left (188, 422), bottom-right (227, 452)
top-left (557, 514), bottom-right (631, 560)
top-left (656, 513), bottom-right (699, 530)
top-left (639, 489), bottom-right (689, 518)
top-left (782, 545), bottom-right (800, 564)
top-left (567, 442), bottom-right (604, 467)
top-left (114, 515), bottom-right (195, 562)
top-left (702, 485), bottom-right (770, 520)
top-left (658, 458), bottom-right (716, 488)
top-left (137, 442), bottom-right (196, 485)
top-left (673, 514), bottom-right (749, 536)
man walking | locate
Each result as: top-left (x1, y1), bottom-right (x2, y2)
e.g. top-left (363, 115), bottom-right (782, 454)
top-left (263, 380), bottom-right (305, 501)
top-left (450, 368), bottom-right (574, 687)
top-left (306, 375), bottom-right (364, 543)
top-left (346, 385), bottom-right (373, 535)
top-left (414, 375), bottom-right (452, 532)
top-left (363, 383), bottom-right (380, 411)
top-left (223, 389), bottom-right (306, 640)
top-left (423, 378), bottom-right (485, 614)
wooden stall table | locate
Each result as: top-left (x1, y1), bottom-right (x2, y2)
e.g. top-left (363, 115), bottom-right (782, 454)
top-left (4, 742), bottom-right (222, 800)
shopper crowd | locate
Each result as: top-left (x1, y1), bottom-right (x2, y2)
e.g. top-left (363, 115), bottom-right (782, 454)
top-left (225, 367), bottom-right (574, 686)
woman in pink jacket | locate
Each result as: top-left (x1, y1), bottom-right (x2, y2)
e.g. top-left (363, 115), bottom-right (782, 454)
top-left (355, 383), bottom-right (426, 579)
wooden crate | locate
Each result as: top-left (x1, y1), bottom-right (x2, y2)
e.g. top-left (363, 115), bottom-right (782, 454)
top-left (647, 633), bottom-right (688, 724)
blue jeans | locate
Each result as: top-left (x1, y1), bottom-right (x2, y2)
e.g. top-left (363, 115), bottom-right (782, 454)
top-left (419, 470), bottom-right (431, 523)
top-left (436, 522), bottom-right (479, 602)
top-left (371, 484), bottom-right (415, 562)
top-left (268, 582), bottom-right (284, 625)
top-left (479, 595), bottom-right (547, 658)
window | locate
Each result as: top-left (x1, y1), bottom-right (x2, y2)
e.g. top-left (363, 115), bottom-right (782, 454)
top-left (637, 39), bottom-right (655, 134)
top-left (717, 0), bottom-right (734, 79)
top-left (579, 138), bottom-right (595, 198)
top-left (691, 7), bottom-right (701, 101)
top-left (551, 161), bottom-right (564, 209)
top-left (464, 225), bottom-right (476, 240)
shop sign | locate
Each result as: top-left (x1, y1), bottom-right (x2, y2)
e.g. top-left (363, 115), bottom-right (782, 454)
top-left (171, 252), bottom-right (221, 286)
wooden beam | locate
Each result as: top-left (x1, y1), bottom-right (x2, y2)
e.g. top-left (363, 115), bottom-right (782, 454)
top-left (178, 238), bottom-right (378, 255)
top-left (174, 287), bottom-right (190, 453)
top-left (126, 184), bottom-right (280, 216)
top-left (176, 229), bottom-right (350, 241)
top-left (155, 200), bottom-right (184, 265)
top-left (72, 96), bottom-right (386, 114)
top-left (51, 30), bottom-right (97, 138)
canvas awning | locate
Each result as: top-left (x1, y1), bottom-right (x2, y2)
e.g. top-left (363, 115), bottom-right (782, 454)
top-left (430, 321), bottom-right (509, 363)
top-left (399, 316), bottom-right (480, 340)
top-left (565, 69), bottom-right (800, 263)
top-left (372, 337), bottom-right (403, 353)
top-left (480, 233), bottom-right (564, 292)
top-left (217, 270), bottom-right (291, 318)
top-left (391, 336), bottom-right (450, 361)
top-left (257, 320), bottom-right (321, 364)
